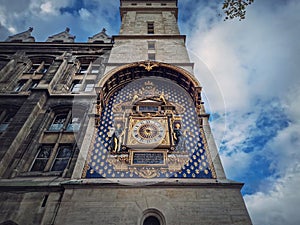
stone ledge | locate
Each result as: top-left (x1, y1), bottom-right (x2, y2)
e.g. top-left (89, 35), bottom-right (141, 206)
top-left (60, 178), bottom-right (244, 189)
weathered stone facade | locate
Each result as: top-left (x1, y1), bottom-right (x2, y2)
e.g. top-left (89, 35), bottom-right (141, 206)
top-left (0, 1), bottom-right (252, 225)
top-left (0, 31), bottom-right (112, 224)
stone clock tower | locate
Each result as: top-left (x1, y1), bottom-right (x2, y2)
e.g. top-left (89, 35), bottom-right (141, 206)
top-left (54, 1), bottom-right (253, 224)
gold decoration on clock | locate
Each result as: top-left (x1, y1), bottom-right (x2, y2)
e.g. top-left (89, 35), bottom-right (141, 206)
top-left (104, 80), bottom-right (191, 178)
top-left (139, 61), bottom-right (159, 71)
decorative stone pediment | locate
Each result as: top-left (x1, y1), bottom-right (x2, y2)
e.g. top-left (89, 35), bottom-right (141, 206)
top-left (46, 27), bottom-right (75, 43)
top-left (88, 28), bottom-right (111, 43)
top-left (5, 27), bottom-right (35, 42)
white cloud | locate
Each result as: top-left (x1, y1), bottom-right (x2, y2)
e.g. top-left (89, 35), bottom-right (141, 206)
top-left (184, 0), bottom-right (300, 224)
top-left (8, 26), bottom-right (16, 33)
top-left (245, 171), bottom-right (300, 225)
top-left (79, 8), bottom-right (92, 20)
top-left (0, 0), bottom-right (120, 41)
top-left (188, 0), bottom-right (300, 112)
top-left (40, 2), bottom-right (55, 14)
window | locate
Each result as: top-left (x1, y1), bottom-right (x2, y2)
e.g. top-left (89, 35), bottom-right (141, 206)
top-left (148, 53), bottom-right (156, 60)
top-left (0, 109), bottom-right (17, 134)
top-left (40, 65), bottom-right (49, 74)
top-left (48, 111), bottom-right (82, 132)
top-left (14, 80), bottom-right (26, 92)
top-left (146, 3), bottom-right (152, 6)
top-left (51, 145), bottom-right (72, 171)
top-left (71, 80), bottom-right (81, 92)
top-left (28, 62), bottom-right (50, 74)
top-left (84, 82), bottom-right (94, 92)
top-left (48, 113), bottom-right (67, 131)
top-left (28, 64), bottom-right (40, 73)
top-left (141, 209), bottom-right (165, 225)
top-left (30, 145), bottom-right (53, 171)
top-left (0, 115), bottom-right (12, 133)
top-left (66, 116), bottom-right (81, 131)
top-left (148, 41), bottom-right (155, 50)
top-left (30, 145), bottom-right (73, 172)
top-left (78, 65), bottom-right (89, 74)
top-left (143, 216), bottom-right (160, 225)
top-left (14, 79), bottom-right (41, 92)
top-left (91, 66), bottom-right (99, 74)
top-left (147, 22), bottom-right (154, 34)
top-left (0, 220), bottom-right (19, 225)
top-left (28, 80), bottom-right (39, 90)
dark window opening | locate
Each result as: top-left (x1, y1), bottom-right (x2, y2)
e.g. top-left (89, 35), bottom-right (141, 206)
top-left (70, 80), bottom-right (81, 92)
top-left (29, 64), bottom-right (40, 73)
top-left (40, 65), bottom-right (50, 74)
top-left (148, 41), bottom-right (155, 50)
top-left (78, 65), bottom-right (89, 74)
top-left (30, 144), bottom-right (73, 172)
top-left (0, 115), bottom-right (12, 133)
top-left (48, 114), bottom-right (67, 131)
top-left (147, 22), bottom-right (154, 34)
top-left (28, 80), bottom-right (39, 90)
top-left (14, 80), bottom-right (26, 92)
top-left (28, 61), bottom-right (51, 74)
top-left (143, 216), bottom-right (160, 225)
top-left (50, 145), bottom-right (72, 171)
top-left (30, 145), bottom-right (53, 171)
top-left (0, 109), bottom-right (17, 134)
top-left (41, 195), bottom-right (49, 207)
top-left (0, 220), bottom-right (19, 225)
top-left (148, 53), bottom-right (156, 61)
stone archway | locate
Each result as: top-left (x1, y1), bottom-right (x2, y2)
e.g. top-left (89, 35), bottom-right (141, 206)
top-left (0, 220), bottom-right (19, 225)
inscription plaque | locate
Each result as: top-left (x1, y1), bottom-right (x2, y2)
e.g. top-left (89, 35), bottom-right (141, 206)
top-left (132, 152), bottom-right (165, 165)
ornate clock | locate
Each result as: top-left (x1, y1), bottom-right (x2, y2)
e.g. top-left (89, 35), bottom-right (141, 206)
top-left (126, 117), bottom-right (170, 149)
top-left (132, 119), bottom-right (166, 145)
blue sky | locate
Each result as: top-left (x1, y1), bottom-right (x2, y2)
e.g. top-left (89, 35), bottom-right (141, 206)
top-left (1, 0), bottom-right (300, 224)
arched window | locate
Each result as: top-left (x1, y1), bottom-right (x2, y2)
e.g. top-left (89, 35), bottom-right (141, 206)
top-left (0, 220), bottom-right (19, 225)
top-left (140, 209), bottom-right (165, 225)
top-left (143, 216), bottom-right (160, 225)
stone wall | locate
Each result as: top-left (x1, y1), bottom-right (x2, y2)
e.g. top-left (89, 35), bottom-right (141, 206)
top-left (0, 189), bottom-right (62, 225)
top-left (53, 183), bottom-right (252, 225)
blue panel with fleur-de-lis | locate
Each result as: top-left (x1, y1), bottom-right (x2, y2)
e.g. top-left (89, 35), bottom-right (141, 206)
top-left (83, 77), bottom-right (215, 179)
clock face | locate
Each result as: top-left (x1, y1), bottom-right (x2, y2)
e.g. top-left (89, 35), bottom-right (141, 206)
top-left (132, 120), bottom-right (165, 144)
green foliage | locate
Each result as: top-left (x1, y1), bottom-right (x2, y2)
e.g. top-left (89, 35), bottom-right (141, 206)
top-left (222, 0), bottom-right (254, 21)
